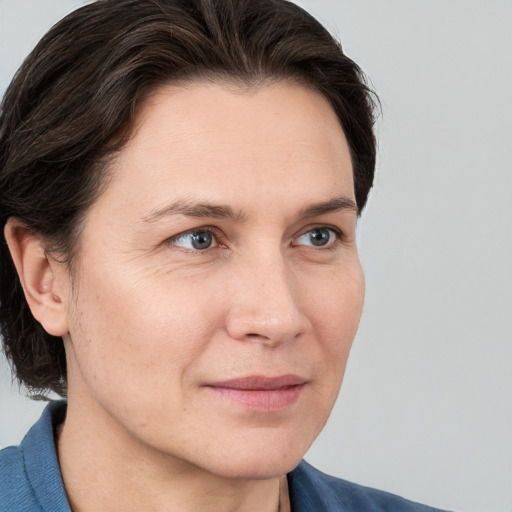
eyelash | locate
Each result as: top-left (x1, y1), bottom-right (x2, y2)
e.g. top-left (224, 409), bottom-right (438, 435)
top-left (167, 225), bottom-right (344, 252)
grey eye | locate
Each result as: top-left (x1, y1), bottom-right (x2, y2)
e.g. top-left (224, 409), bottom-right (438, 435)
top-left (171, 230), bottom-right (216, 250)
top-left (296, 228), bottom-right (337, 247)
top-left (190, 231), bottom-right (213, 249)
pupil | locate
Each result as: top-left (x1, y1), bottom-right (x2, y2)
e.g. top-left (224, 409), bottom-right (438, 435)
top-left (192, 231), bottom-right (212, 249)
top-left (310, 229), bottom-right (329, 246)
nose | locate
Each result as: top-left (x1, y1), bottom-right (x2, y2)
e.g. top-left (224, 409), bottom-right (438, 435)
top-left (225, 251), bottom-right (307, 347)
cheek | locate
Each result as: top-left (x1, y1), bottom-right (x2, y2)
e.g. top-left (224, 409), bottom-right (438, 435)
top-left (310, 262), bottom-right (365, 344)
top-left (66, 265), bottom-right (223, 406)
top-left (306, 263), bottom-right (365, 388)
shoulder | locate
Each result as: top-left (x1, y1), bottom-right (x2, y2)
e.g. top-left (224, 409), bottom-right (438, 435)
top-left (288, 460), bottom-right (452, 512)
top-left (0, 401), bottom-right (69, 512)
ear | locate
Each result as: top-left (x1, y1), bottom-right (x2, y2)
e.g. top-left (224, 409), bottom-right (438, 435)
top-left (4, 218), bottom-right (70, 337)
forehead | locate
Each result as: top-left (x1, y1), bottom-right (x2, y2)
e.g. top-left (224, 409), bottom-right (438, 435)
top-left (91, 81), bottom-right (354, 222)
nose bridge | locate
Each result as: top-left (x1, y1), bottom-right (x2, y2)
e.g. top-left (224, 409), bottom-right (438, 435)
top-left (226, 245), bottom-right (305, 345)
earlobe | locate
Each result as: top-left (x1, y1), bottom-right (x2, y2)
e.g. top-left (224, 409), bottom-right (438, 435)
top-left (4, 218), bottom-right (70, 337)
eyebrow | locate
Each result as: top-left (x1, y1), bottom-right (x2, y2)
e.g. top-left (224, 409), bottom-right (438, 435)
top-left (297, 196), bottom-right (358, 219)
top-left (142, 201), bottom-right (247, 223)
top-left (141, 196), bottom-right (358, 224)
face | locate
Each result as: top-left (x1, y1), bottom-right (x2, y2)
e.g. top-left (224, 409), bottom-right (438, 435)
top-left (60, 81), bottom-right (364, 479)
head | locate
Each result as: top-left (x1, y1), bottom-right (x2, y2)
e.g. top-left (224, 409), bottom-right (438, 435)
top-left (0, 0), bottom-right (377, 478)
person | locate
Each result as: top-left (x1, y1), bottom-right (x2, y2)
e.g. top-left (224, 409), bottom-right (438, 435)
top-left (0, 1), bottom-right (451, 510)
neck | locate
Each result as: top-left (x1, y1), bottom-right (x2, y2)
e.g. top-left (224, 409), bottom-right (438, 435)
top-left (57, 396), bottom-right (289, 512)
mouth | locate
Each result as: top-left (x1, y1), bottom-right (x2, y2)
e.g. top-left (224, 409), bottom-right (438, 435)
top-left (204, 375), bottom-right (307, 410)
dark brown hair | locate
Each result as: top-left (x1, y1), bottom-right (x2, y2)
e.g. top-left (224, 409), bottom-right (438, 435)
top-left (0, 0), bottom-right (378, 397)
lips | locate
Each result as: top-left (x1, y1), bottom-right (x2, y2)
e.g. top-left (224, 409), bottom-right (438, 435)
top-left (204, 375), bottom-right (306, 410)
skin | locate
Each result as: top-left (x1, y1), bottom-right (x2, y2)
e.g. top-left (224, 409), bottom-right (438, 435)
top-left (6, 81), bottom-right (365, 512)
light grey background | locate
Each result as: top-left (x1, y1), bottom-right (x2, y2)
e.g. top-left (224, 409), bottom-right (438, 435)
top-left (1, 1), bottom-right (511, 511)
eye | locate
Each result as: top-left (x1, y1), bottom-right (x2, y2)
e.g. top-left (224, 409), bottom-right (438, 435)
top-left (295, 227), bottom-right (339, 248)
top-left (169, 229), bottom-right (217, 250)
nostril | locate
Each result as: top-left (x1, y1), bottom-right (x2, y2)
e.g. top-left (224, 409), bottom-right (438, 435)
top-left (246, 332), bottom-right (269, 340)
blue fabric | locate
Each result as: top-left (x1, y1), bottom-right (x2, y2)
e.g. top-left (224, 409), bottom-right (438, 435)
top-left (287, 461), bottom-right (449, 511)
top-left (1, 401), bottom-right (70, 511)
top-left (1, 402), bottom-right (451, 511)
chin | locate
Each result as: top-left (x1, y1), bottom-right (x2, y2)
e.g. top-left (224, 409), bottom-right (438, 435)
top-left (208, 451), bottom-right (304, 481)
top-left (193, 430), bottom-right (313, 481)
